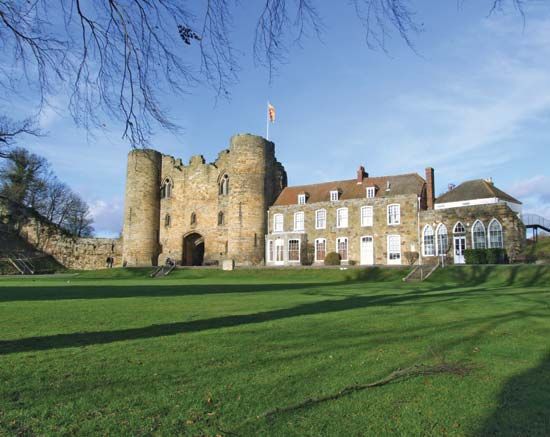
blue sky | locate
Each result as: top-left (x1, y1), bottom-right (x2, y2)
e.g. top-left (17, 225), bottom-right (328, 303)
top-left (10, 2), bottom-right (550, 237)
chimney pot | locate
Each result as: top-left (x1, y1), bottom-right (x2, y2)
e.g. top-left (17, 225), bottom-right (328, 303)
top-left (357, 165), bottom-right (368, 184)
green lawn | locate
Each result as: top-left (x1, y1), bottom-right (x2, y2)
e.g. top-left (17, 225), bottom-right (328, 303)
top-left (1, 266), bottom-right (549, 436)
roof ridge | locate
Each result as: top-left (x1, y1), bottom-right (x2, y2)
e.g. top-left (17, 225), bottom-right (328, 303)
top-left (283, 172), bottom-right (423, 190)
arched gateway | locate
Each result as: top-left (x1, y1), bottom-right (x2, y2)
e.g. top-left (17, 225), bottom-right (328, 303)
top-left (182, 233), bottom-right (204, 266)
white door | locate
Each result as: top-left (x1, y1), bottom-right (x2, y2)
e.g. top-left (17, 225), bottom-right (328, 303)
top-left (360, 236), bottom-right (374, 265)
top-left (275, 239), bottom-right (284, 265)
top-left (453, 236), bottom-right (466, 264)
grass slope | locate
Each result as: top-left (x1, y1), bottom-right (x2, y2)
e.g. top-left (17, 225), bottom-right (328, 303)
top-left (0, 266), bottom-right (549, 436)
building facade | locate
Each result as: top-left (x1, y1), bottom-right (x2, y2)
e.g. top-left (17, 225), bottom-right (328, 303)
top-left (122, 134), bottom-right (525, 267)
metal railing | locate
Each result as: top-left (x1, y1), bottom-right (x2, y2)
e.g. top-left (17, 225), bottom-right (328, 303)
top-left (521, 214), bottom-right (550, 231)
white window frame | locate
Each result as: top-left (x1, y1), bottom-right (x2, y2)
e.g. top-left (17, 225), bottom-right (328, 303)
top-left (298, 194), bottom-right (306, 205)
top-left (267, 240), bottom-right (274, 262)
top-left (436, 224), bottom-right (449, 256)
top-left (330, 190), bottom-right (339, 202)
top-left (387, 204), bottom-right (401, 225)
top-left (336, 207), bottom-right (348, 228)
top-left (361, 205), bottom-right (373, 227)
top-left (273, 213), bottom-right (284, 233)
top-left (366, 186), bottom-right (376, 198)
top-left (315, 209), bottom-right (326, 230)
top-left (472, 220), bottom-right (487, 249)
top-left (294, 211), bottom-right (305, 231)
top-left (422, 225), bottom-right (435, 257)
top-left (314, 238), bottom-right (326, 263)
top-left (488, 219), bottom-right (504, 248)
top-left (387, 234), bottom-right (402, 265)
top-left (336, 237), bottom-right (348, 261)
top-left (453, 221), bottom-right (465, 234)
top-left (288, 239), bottom-right (301, 262)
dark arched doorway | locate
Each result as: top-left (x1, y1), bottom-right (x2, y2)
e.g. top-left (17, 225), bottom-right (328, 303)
top-left (183, 233), bottom-right (204, 266)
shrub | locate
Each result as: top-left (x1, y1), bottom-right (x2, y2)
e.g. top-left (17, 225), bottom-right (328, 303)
top-left (404, 251), bottom-right (419, 266)
top-left (464, 248), bottom-right (508, 265)
top-left (464, 249), bottom-right (487, 265)
top-left (348, 260), bottom-right (357, 266)
top-left (300, 243), bottom-right (315, 266)
top-left (324, 252), bottom-right (341, 266)
top-left (486, 248), bottom-right (508, 264)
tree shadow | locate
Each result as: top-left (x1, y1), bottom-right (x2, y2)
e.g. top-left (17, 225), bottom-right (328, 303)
top-left (476, 351), bottom-right (550, 436)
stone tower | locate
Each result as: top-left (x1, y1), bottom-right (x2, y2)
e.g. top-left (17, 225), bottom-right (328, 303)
top-left (226, 134), bottom-right (286, 264)
top-left (122, 149), bottom-right (162, 266)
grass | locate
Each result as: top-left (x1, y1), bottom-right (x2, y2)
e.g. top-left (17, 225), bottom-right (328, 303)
top-left (0, 265), bottom-right (549, 436)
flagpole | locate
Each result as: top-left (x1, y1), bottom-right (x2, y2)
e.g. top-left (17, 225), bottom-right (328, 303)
top-left (266, 101), bottom-right (269, 140)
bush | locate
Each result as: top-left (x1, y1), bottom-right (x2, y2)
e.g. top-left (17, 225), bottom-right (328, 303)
top-left (324, 252), bottom-right (341, 266)
top-left (404, 251), bottom-right (419, 266)
top-left (464, 248), bottom-right (508, 265)
top-left (348, 260), bottom-right (357, 266)
top-left (486, 248), bottom-right (508, 264)
top-left (300, 243), bottom-right (315, 266)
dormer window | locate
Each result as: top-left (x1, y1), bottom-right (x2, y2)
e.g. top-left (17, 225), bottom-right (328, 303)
top-left (330, 190), bottom-right (339, 202)
top-left (366, 186), bottom-right (376, 199)
top-left (298, 194), bottom-right (306, 205)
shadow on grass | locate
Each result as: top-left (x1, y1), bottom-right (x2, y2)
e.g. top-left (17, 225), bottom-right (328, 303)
top-left (2, 283), bottom-right (548, 356)
top-left (477, 351), bottom-right (550, 436)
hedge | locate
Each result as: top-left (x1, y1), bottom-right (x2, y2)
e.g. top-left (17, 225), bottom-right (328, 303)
top-left (464, 248), bottom-right (508, 265)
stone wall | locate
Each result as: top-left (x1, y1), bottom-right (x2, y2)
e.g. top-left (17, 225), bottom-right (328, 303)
top-left (0, 196), bottom-right (122, 270)
top-left (266, 194), bottom-right (421, 265)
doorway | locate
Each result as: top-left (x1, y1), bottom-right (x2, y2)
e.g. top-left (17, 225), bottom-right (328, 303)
top-left (360, 236), bottom-right (374, 265)
top-left (453, 236), bottom-right (466, 264)
top-left (183, 233), bottom-right (205, 266)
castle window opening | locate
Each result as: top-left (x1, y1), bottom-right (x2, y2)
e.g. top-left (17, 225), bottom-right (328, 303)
top-left (161, 178), bottom-right (173, 199)
top-left (165, 214), bottom-right (171, 228)
top-left (219, 174), bottom-right (229, 195)
top-left (218, 211), bottom-right (224, 226)
top-left (190, 212), bottom-right (197, 225)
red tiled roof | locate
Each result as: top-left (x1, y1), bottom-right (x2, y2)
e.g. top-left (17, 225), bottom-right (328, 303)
top-left (436, 179), bottom-right (521, 205)
top-left (273, 173), bottom-right (425, 206)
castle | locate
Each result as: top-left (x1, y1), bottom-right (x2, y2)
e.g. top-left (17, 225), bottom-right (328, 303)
top-left (122, 133), bottom-right (525, 268)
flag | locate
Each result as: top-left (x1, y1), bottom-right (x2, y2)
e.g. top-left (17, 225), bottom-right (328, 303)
top-left (268, 103), bottom-right (276, 123)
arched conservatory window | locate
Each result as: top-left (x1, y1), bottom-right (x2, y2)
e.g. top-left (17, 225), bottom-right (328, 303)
top-left (472, 220), bottom-right (486, 249)
top-left (436, 224), bottom-right (448, 255)
top-left (423, 225), bottom-right (435, 256)
top-left (453, 222), bottom-right (465, 234)
top-left (488, 219), bottom-right (503, 248)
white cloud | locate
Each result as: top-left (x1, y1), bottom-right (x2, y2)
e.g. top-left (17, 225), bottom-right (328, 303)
top-left (88, 198), bottom-right (124, 238)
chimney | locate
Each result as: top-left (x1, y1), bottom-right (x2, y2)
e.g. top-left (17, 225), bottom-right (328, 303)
top-left (425, 167), bottom-right (435, 210)
top-left (356, 165), bottom-right (368, 184)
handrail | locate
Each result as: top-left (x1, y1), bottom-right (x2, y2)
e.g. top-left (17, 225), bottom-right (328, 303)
top-left (522, 213), bottom-right (550, 231)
